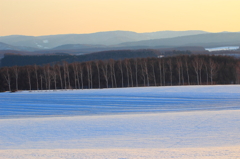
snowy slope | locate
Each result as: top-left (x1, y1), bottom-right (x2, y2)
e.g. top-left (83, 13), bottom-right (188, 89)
top-left (0, 85), bottom-right (240, 158)
top-left (1, 85), bottom-right (240, 118)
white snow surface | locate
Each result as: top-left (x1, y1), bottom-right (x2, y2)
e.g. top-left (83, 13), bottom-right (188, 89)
top-left (1, 85), bottom-right (240, 158)
top-left (1, 85), bottom-right (240, 118)
top-left (205, 46), bottom-right (239, 52)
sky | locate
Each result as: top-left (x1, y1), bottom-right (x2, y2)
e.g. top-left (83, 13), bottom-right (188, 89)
top-left (1, 0), bottom-right (240, 36)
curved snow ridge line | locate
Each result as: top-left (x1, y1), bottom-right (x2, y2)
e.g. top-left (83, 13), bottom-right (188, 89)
top-left (1, 86), bottom-right (240, 118)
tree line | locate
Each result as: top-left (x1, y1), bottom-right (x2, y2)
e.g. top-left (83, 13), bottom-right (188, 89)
top-left (0, 55), bottom-right (240, 92)
top-left (1, 49), bottom-right (159, 67)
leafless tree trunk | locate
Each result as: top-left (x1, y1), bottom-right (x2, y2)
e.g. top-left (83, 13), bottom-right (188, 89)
top-left (63, 62), bottom-right (67, 89)
top-left (47, 65), bottom-right (51, 89)
top-left (78, 64), bottom-right (84, 89)
top-left (128, 60), bottom-right (134, 87)
top-left (181, 61), bottom-right (185, 85)
top-left (3, 68), bottom-right (11, 91)
top-left (27, 68), bottom-right (32, 90)
top-left (95, 61), bottom-right (101, 88)
top-left (158, 59), bottom-right (162, 86)
top-left (56, 64), bottom-right (63, 89)
top-left (192, 57), bottom-right (200, 85)
top-left (66, 64), bottom-right (71, 89)
top-left (34, 65), bottom-right (39, 90)
top-left (150, 61), bottom-right (157, 86)
top-left (72, 63), bottom-right (80, 89)
top-left (109, 59), bottom-right (115, 88)
top-left (167, 59), bottom-right (172, 86)
top-left (13, 66), bottom-right (19, 90)
top-left (134, 58), bottom-right (138, 87)
top-left (76, 64), bottom-right (80, 89)
top-left (209, 59), bottom-right (218, 85)
top-left (236, 61), bottom-right (240, 84)
top-left (40, 75), bottom-right (43, 90)
top-left (203, 61), bottom-right (209, 85)
top-left (43, 66), bottom-right (48, 89)
top-left (176, 58), bottom-right (182, 85)
top-left (117, 60), bottom-right (124, 87)
top-left (184, 56), bottom-right (190, 85)
top-left (143, 59), bottom-right (149, 86)
top-left (199, 58), bottom-right (204, 85)
top-left (112, 62), bottom-right (117, 87)
top-left (124, 59), bottom-right (130, 87)
top-left (86, 62), bottom-right (93, 89)
top-left (101, 61), bottom-right (109, 88)
top-left (72, 63), bottom-right (77, 89)
top-left (51, 68), bottom-right (57, 90)
top-left (140, 59), bottom-right (146, 86)
top-left (162, 59), bottom-right (166, 86)
top-left (63, 62), bottom-right (70, 89)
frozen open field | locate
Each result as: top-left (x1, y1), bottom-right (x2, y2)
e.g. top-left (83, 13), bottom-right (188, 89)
top-left (0, 85), bottom-right (240, 158)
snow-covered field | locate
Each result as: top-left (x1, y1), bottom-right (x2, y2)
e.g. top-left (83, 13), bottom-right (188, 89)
top-left (0, 85), bottom-right (240, 158)
top-left (205, 46), bottom-right (239, 52)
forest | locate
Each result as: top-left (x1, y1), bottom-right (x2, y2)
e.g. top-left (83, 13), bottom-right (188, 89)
top-left (1, 49), bottom-right (160, 67)
top-left (0, 55), bottom-right (240, 92)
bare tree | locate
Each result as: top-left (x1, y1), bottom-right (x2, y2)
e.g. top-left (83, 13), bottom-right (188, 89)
top-left (162, 59), bottom-right (166, 86)
top-left (109, 59), bottom-right (117, 88)
top-left (101, 61), bottom-right (109, 88)
top-left (117, 60), bottom-right (124, 87)
top-left (192, 57), bottom-right (200, 85)
top-left (158, 59), bottom-right (163, 86)
top-left (56, 64), bottom-right (63, 89)
top-left (34, 65), bottom-right (39, 90)
top-left (209, 59), bottom-right (218, 85)
top-left (134, 58), bottom-right (139, 87)
top-left (198, 58), bottom-right (204, 85)
top-left (167, 59), bottom-right (172, 86)
top-left (176, 57), bottom-right (182, 85)
top-left (150, 60), bottom-right (157, 86)
top-left (127, 60), bottom-right (134, 87)
top-left (47, 65), bottom-right (51, 89)
top-left (72, 63), bottom-right (80, 89)
top-left (78, 63), bottom-right (84, 89)
top-left (40, 75), bottom-right (43, 90)
top-left (43, 65), bottom-right (48, 89)
top-left (3, 67), bottom-right (11, 91)
top-left (95, 61), bottom-right (101, 88)
top-left (203, 61), bottom-right (209, 85)
top-left (143, 59), bottom-right (149, 86)
top-left (140, 59), bottom-right (146, 86)
top-left (27, 67), bottom-right (32, 90)
top-left (112, 60), bottom-right (117, 87)
top-left (86, 61), bottom-right (93, 89)
top-left (124, 59), bottom-right (130, 87)
top-left (184, 56), bottom-right (190, 85)
top-left (181, 59), bottom-right (185, 85)
top-left (236, 61), bottom-right (240, 84)
top-left (51, 65), bottom-right (58, 89)
top-left (13, 66), bottom-right (19, 90)
top-left (63, 61), bottom-right (70, 89)
top-left (66, 63), bottom-right (71, 89)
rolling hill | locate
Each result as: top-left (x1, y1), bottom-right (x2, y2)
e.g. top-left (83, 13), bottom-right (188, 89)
top-left (120, 32), bottom-right (240, 48)
top-left (0, 30), bottom-right (208, 49)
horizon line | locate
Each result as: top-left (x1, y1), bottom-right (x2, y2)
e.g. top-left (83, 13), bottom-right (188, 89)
top-left (1, 30), bottom-right (237, 37)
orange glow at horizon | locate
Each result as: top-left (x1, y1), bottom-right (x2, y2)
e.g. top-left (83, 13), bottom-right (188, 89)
top-left (0, 0), bottom-right (240, 36)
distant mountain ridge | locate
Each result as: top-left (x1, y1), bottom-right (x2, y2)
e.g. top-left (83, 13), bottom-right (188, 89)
top-left (1, 31), bottom-right (240, 55)
top-left (0, 30), bottom-right (208, 49)
top-left (120, 32), bottom-right (240, 48)
top-left (0, 42), bottom-right (37, 51)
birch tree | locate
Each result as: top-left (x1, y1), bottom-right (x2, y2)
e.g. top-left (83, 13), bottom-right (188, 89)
top-left (34, 65), bottom-right (39, 90)
top-left (13, 66), bottom-right (19, 90)
top-left (3, 67), bottom-right (11, 91)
